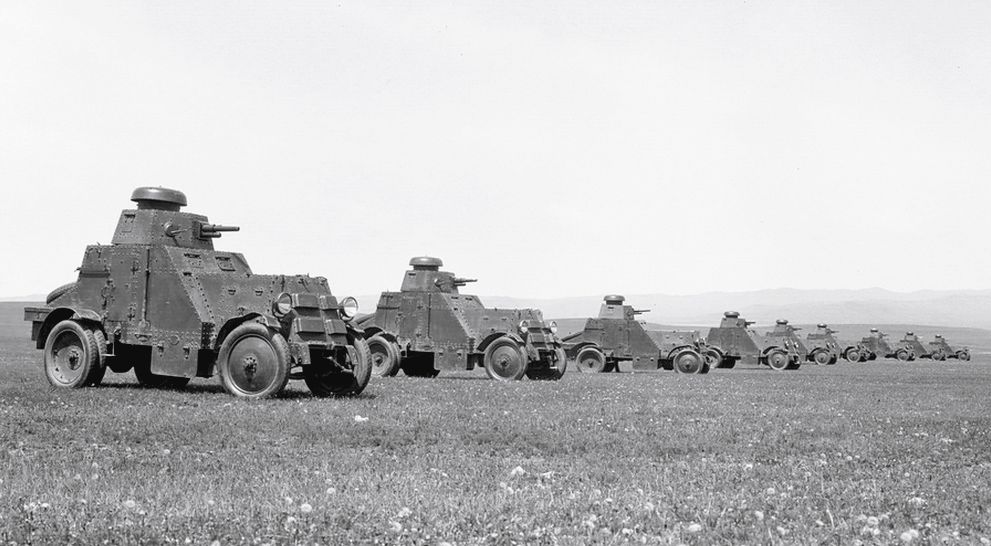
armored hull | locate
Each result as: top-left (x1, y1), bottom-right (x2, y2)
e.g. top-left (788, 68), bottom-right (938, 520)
top-left (561, 295), bottom-right (711, 374)
top-left (24, 187), bottom-right (369, 399)
top-left (928, 335), bottom-right (971, 361)
top-left (705, 312), bottom-right (802, 371)
top-left (357, 257), bottom-right (565, 381)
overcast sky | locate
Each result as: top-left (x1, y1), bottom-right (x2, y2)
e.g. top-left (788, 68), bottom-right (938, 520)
top-left (1, 1), bottom-right (989, 300)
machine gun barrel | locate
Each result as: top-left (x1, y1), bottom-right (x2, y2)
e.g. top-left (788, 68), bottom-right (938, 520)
top-left (197, 223), bottom-right (240, 239)
top-left (632, 308), bottom-right (651, 315)
top-left (452, 277), bottom-right (477, 286)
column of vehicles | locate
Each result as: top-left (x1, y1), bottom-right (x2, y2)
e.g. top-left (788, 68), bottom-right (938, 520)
top-left (21, 187), bottom-right (974, 399)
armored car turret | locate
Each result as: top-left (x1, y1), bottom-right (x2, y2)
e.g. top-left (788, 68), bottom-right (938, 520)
top-left (24, 187), bottom-right (370, 399)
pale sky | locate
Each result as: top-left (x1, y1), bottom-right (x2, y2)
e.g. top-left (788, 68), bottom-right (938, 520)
top-left (1, 1), bottom-right (990, 300)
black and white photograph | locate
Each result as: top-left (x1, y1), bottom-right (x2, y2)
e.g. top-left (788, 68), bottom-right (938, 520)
top-left (1, 1), bottom-right (990, 544)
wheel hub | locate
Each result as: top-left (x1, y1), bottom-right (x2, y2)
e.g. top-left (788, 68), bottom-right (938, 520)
top-left (241, 354), bottom-right (259, 378)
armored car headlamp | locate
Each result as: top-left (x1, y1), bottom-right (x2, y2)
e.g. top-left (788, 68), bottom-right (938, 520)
top-left (273, 292), bottom-right (293, 317)
top-left (340, 296), bottom-right (359, 321)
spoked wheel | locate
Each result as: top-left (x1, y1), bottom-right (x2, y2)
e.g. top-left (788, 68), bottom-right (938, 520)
top-left (367, 334), bottom-right (401, 377)
top-left (672, 349), bottom-right (705, 374)
top-left (895, 349), bottom-right (912, 362)
top-left (765, 349), bottom-right (791, 371)
top-left (844, 348), bottom-right (861, 363)
top-left (305, 337), bottom-right (372, 397)
top-left (524, 348), bottom-right (567, 380)
top-left (217, 323), bottom-right (289, 399)
top-left (44, 320), bottom-right (99, 388)
top-left (575, 346), bottom-right (606, 373)
top-left (484, 337), bottom-right (527, 381)
top-left (812, 350), bottom-right (832, 366)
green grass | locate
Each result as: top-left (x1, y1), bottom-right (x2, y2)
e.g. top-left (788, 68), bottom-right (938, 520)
top-left (1, 305), bottom-right (990, 544)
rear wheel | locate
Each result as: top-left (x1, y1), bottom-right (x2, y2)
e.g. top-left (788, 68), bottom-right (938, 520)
top-left (305, 337), bottom-right (372, 396)
top-left (844, 348), bottom-right (861, 363)
top-left (43, 320), bottom-right (99, 388)
top-left (484, 337), bottom-right (527, 381)
top-left (930, 350), bottom-right (946, 361)
top-left (217, 323), bottom-right (289, 399)
top-left (672, 349), bottom-right (705, 374)
top-left (812, 349), bottom-right (832, 365)
top-left (895, 349), bottom-right (911, 362)
top-left (367, 334), bottom-right (401, 377)
top-left (85, 329), bottom-right (108, 386)
top-left (575, 346), bottom-right (606, 373)
top-left (703, 348), bottom-right (722, 370)
top-left (765, 348), bottom-right (790, 371)
top-left (957, 351), bottom-right (971, 361)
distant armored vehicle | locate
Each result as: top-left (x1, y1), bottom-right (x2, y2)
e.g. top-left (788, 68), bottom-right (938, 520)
top-left (765, 319), bottom-right (809, 363)
top-left (357, 257), bottom-right (565, 381)
top-left (560, 295), bottom-right (712, 374)
top-left (928, 334), bottom-right (971, 361)
top-left (803, 324), bottom-right (840, 365)
top-left (860, 328), bottom-right (895, 360)
top-left (23, 187), bottom-right (370, 399)
top-left (804, 324), bottom-right (868, 363)
top-left (894, 331), bottom-right (928, 361)
top-left (705, 312), bottom-right (801, 370)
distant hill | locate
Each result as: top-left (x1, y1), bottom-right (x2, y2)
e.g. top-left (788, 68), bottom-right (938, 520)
top-left (479, 288), bottom-right (991, 330)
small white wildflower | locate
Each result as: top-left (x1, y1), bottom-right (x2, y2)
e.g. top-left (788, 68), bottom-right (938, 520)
top-left (354, 415), bottom-right (369, 423)
top-left (908, 496), bottom-right (925, 507)
top-left (687, 523), bottom-right (702, 533)
top-left (644, 501), bottom-right (655, 511)
top-left (210, 541), bottom-right (221, 546)
top-left (777, 526), bottom-right (788, 536)
top-left (815, 520), bottom-right (824, 526)
top-left (300, 503), bottom-right (313, 514)
top-left (765, 487), bottom-right (776, 495)
top-left (754, 510), bottom-right (764, 521)
top-left (621, 528), bottom-right (633, 535)
top-left (509, 466), bottom-right (525, 477)
top-left (867, 516), bottom-right (879, 527)
top-left (123, 499), bottom-right (137, 510)
top-left (900, 529), bottom-right (919, 542)
top-left (326, 487), bottom-right (337, 495)
top-left (396, 507), bottom-right (412, 518)
top-left (39, 502), bottom-right (50, 509)
top-left (599, 527), bottom-right (611, 536)
top-left (388, 520), bottom-right (403, 533)
top-left (285, 516), bottom-right (297, 525)
top-left (162, 449), bottom-right (171, 455)
top-left (284, 497), bottom-right (293, 505)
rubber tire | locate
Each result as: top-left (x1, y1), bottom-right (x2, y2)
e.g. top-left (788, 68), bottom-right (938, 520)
top-left (483, 337), bottom-right (527, 381)
top-left (811, 349), bottom-right (832, 365)
top-left (930, 351), bottom-right (945, 362)
top-left (85, 329), bottom-right (108, 386)
top-left (672, 349), bottom-right (705, 374)
top-left (524, 347), bottom-right (567, 380)
top-left (43, 320), bottom-right (99, 388)
top-left (703, 348), bottom-right (722, 370)
top-left (304, 336), bottom-right (372, 397)
top-left (367, 334), bottom-right (401, 377)
top-left (46, 282), bottom-right (77, 305)
top-left (957, 351), bottom-right (971, 361)
top-left (575, 346), bottom-right (607, 373)
top-left (844, 348), bottom-right (861, 363)
top-left (766, 349), bottom-right (790, 371)
top-left (895, 349), bottom-right (911, 362)
top-left (217, 323), bottom-right (289, 399)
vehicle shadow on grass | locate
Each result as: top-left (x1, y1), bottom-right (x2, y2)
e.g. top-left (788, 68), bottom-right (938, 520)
top-left (96, 382), bottom-right (379, 400)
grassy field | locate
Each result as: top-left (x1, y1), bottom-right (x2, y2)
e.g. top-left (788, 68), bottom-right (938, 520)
top-left (1, 304), bottom-right (990, 544)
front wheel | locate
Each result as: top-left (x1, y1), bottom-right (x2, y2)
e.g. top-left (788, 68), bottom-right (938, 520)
top-left (957, 351), bottom-right (971, 361)
top-left (43, 320), bottom-right (99, 388)
top-left (484, 337), bottom-right (527, 381)
top-left (844, 348), bottom-right (861, 363)
top-left (367, 334), bottom-right (401, 377)
top-left (895, 349), bottom-right (911, 362)
top-left (217, 323), bottom-right (290, 399)
top-left (765, 349), bottom-right (790, 371)
top-left (672, 349), bottom-right (705, 374)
